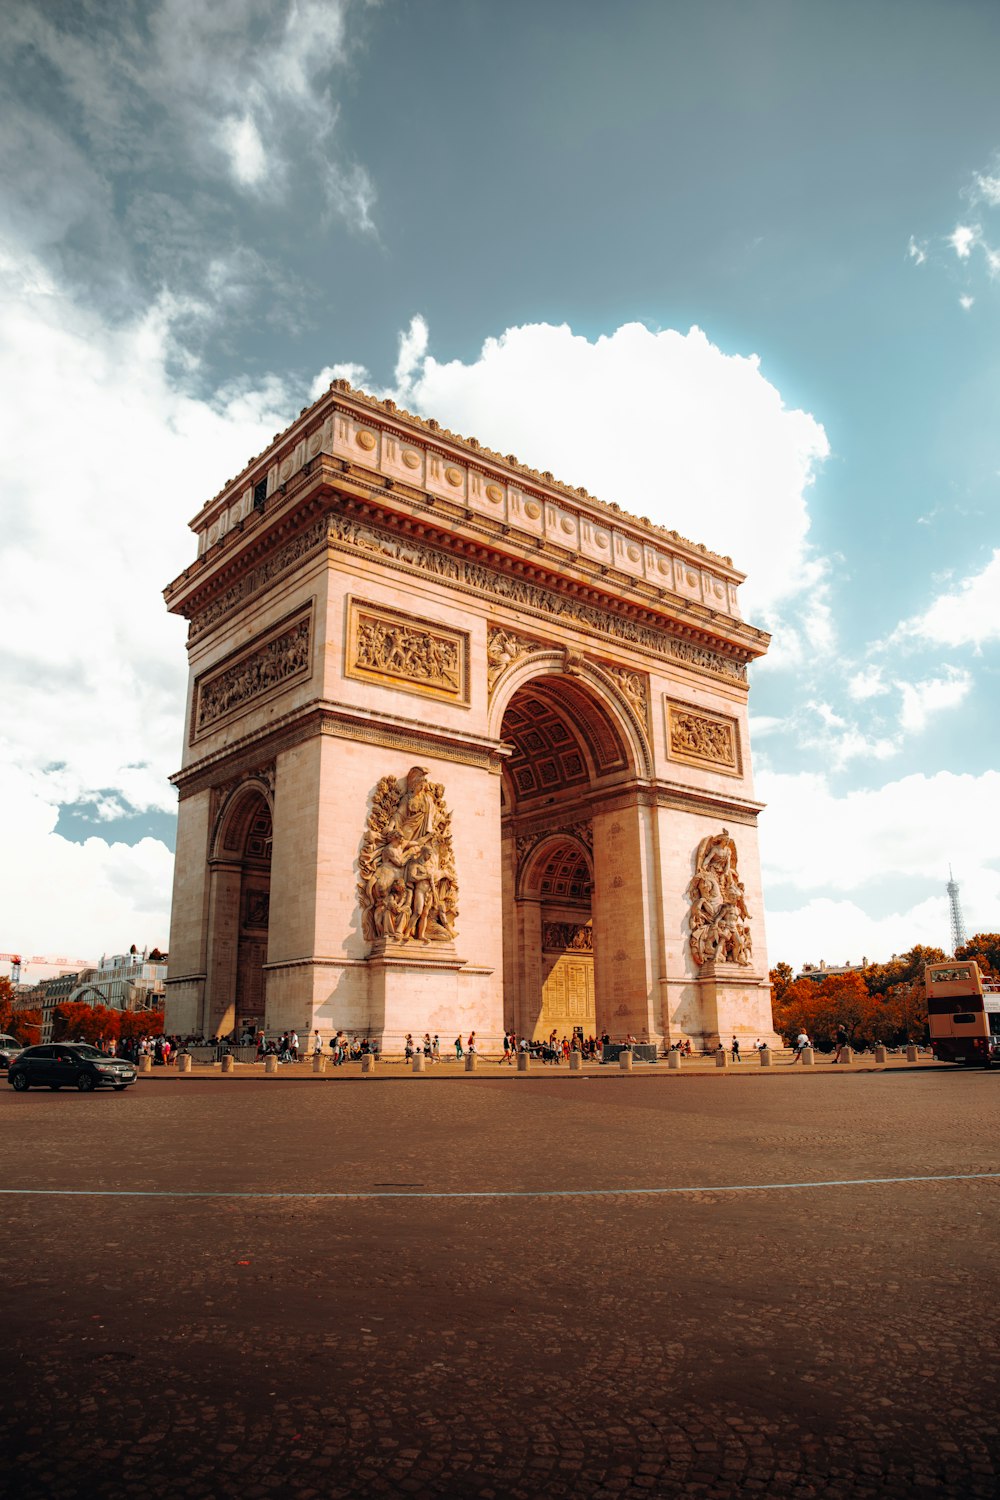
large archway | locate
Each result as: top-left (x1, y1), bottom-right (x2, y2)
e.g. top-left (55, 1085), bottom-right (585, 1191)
top-left (204, 782), bottom-right (273, 1039)
top-left (498, 666), bottom-right (654, 1045)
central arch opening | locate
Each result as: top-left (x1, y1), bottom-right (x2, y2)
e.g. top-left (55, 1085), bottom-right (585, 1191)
top-left (499, 669), bottom-right (641, 1045)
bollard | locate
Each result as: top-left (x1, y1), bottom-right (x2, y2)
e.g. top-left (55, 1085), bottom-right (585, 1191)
top-left (221, 1054), bottom-right (234, 1074)
top-left (412, 1053), bottom-right (426, 1073)
top-left (874, 1045), bottom-right (887, 1064)
top-left (312, 1053), bottom-right (326, 1074)
top-left (517, 1051), bottom-right (530, 1072)
top-left (465, 1053), bottom-right (478, 1073)
top-left (906, 1044), bottom-right (918, 1063)
top-left (801, 1047), bottom-right (815, 1067)
top-left (177, 1053), bottom-right (192, 1073)
top-left (839, 1046), bottom-right (853, 1066)
top-left (619, 1050), bottom-right (633, 1072)
top-left (569, 1052), bottom-right (583, 1071)
top-left (715, 1049), bottom-right (729, 1068)
top-left (759, 1047), bottom-right (772, 1067)
top-left (666, 1050), bottom-right (681, 1070)
top-left (139, 1055), bottom-right (152, 1073)
top-left (361, 1053), bottom-right (375, 1074)
top-left (264, 1054), bottom-right (278, 1074)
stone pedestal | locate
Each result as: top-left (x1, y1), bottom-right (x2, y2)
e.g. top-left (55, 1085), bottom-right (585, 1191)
top-left (759, 1047), bottom-right (772, 1067)
top-left (139, 1056), bottom-right (152, 1073)
top-left (906, 1044), bottom-right (918, 1063)
top-left (839, 1047), bottom-right (853, 1065)
top-left (221, 1054), bottom-right (234, 1074)
top-left (874, 1045), bottom-right (887, 1064)
top-left (178, 1054), bottom-right (192, 1073)
top-left (517, 1051), bottom-right (530, 1072)
top-left (667, 1050), bottom-right (681, 1070)
top-left (801, 1047), bottom-right (815, 1067)
top-left (412, 1053), bottom-right (426, 1073)
top-left (569, 1052), bottom-right (582, 1071)
top-left (465, 1053), bottom-right (478, 1073)
top-left (695, 960), bottom-right (780, 1051)
top-left (619, 1051), bottom-right (633, 1072)
top-left (265, 1054), bottom-right (278, 1074)
top-left (715, 1049), bottom-right (728, 1068)
top-left (361, 1053), bottom-right (376, 1074)
top-left (312, 1053), bottom-right (326, 1073)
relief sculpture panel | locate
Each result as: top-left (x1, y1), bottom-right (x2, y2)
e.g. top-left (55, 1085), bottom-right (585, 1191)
top-left (193, 610), bottom-right (312, 738)
top-left (346, 599), bottom-right (469, 705)
top-left (687, 828), bottom-right (752, 966)
top-left (358, 766), bottom-right (459, 946)
top-left (666, 699), bottom-right (742, 776)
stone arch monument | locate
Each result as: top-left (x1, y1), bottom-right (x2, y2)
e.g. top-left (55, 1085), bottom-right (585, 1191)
top-left (163, 381), bottom-right (779, 1050)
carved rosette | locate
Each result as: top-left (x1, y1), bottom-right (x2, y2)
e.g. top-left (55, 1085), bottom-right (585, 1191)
top-left (358, 767), bottom-right (459, 948)
top-left (687, 828), bottom-right (752, 967)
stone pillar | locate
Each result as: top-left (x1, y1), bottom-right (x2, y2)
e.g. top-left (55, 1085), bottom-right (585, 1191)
top-left (874, 1045), bottom-right (887, 1063)
top-left (906, 1044), bottom-right (918, 1063)
top-left (139, 1055), bottom-right (152, 1073)
top-left (178, 1054), bottom-right (192, 1073)
top-left (221, 1054), bottom-right (235, 1074)
top-left (667, 1050), bottom-right (681, 1070)
top-left (592, 800), bottom-right (658, 1045)
top-left (517, 1051), bottom-right (530, 1072)
top-left (715, 1049), bottom-right (728, 1068)
top-left (515, 897), bottom-right (544, 1041)
top-left (801, 1047), bottom-right (815, 1067)
top-left (465, 1053), bottom-right (478, 1073)
top-left (203, 858), bottom-right (241, 1039)
top-left (839, 1046), bottom-right (853, 1066)
top-left (412, 1053), bottom-right (426, 1073)
top-left (619, 1050), bottom-right (633, 1072)
top-left (265, 1054), bottom-right (278, 1074)
top-left (759, 1047), bottom-right (772, 1067)
top-left (312, 1053), bottom-right (326, 1073)
top-left (361, 1053), bottom-right (376, 1074)
top-left (569, 1052), bottom-right (582, 1071)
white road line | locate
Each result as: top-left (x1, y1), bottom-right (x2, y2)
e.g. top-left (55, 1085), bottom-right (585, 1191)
top-left (0, 1172), bottom-right (998, 1201)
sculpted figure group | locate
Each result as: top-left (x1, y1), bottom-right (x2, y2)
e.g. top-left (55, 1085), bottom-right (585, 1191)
top-left (687, 828), bottom-right (752, 966)
top-left (358, 767), bottom-right (459, 945)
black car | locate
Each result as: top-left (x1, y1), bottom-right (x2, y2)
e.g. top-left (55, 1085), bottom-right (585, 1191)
top-left (8, 1043), bottom-right (137, 1092)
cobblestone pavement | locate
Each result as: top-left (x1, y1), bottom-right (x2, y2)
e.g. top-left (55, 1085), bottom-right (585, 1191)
top-left (1, 1071), bottom-right (998, 1498)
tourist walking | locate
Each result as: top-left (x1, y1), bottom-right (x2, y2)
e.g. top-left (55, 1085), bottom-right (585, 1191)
top-left (454, 1035), bottom-right (463, 1059)
top-left (834, 1023), bottom-right (849, 1063)
top-left (731, 1035), bottom-right (740, 1062)
top-left (790, 1030), bottom-right (810, 1063)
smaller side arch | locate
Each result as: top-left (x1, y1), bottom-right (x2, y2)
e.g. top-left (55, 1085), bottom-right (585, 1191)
top-left (211, 776), bottom-right (275, 862)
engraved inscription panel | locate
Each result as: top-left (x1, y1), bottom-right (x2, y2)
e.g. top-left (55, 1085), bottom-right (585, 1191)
top-left (665, 699), bottom-right (742, 777)
top-left (193, 608), bottom-right (312, 739)
top-left (346, 599), bottom-right (470, 706)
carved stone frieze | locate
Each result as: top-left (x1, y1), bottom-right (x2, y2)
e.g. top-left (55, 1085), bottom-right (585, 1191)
top-left (542, 921), bottom-right (594, 953)
top-left (597, 662), bottom-right (648, 719)
top-left (487, 628), bottom-right (547, 689)
top-left (347, 599), bottom-right (469, 704)
top-left (189, 516), bottom-right (328, 640)
top-left (358, 767), bottom-right (459, 947)
top-left (666, 700), bottom-right (742, 776)
top-left (327, 513), bottom-right (747, 683)
top-left (193, 612), bottom-right (311, 738)
top-left (687, 828), bottom-right (752, 967)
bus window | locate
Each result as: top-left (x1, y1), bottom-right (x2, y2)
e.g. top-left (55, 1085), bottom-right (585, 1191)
top-left (953, 1013), bottom-right (976, 1025)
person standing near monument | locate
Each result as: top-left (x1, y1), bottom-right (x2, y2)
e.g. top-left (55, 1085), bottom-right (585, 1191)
top-left (731, 1035), bottom-right (741, 1062)
top-left (790, 1030), bottom-right (810, 1063)
top-left (834, 1022), bottom-right (849, 1063)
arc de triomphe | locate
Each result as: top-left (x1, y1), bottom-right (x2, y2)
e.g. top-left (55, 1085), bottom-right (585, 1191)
top-left (163, 381), bottom-right (779, 1050)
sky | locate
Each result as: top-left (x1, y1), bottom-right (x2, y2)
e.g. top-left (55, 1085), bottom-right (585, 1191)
top-left (1, 0), bottom-right (999, 971)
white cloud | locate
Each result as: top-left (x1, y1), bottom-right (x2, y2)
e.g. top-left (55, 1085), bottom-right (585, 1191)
top-left (972, 172), bottom-right (1000, 207)
top-left (219, 113), bottom-right (268, 187)
top-left (900, 548), bottom-right (1000, 647)
top-left (897, 669), bottom-right (971, 733)
top-left (758, 768), bottom-right (1000, 966)
top-left (377, 319), bottom-right (829, 616)
top-left (950, 224), bottom-right (978, 259)
top-left (0, 239), bottom-right (300, 952)
top-left (847, 665), bottom-right (889, 701)
top-left (959, 295), bottom-right (975, 310)
top-left (907, 236), bottom-right (927, 265)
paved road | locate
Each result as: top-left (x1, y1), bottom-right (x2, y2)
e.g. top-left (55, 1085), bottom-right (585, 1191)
top-left (1, 1070), bottom-right (998, 1498)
